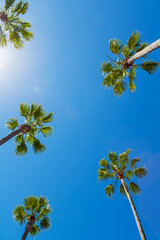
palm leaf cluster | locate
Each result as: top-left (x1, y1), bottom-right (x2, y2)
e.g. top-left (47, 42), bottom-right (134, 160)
top-left (0, 0), bottom-right (33, 49)
top-left (101, 31), bottom-right (159, 96)
top-left (98, 149), bottom-right (147, 198)
top-left (6, 103), bottom-right (54, 156)
top-left (13, 196), bottom-right (51, 237)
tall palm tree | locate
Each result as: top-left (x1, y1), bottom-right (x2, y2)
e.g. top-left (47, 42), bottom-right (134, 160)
top-left (0, 103), bottom-right (54, 156)
top-left (0, 0), bottom-right (33, 49)
top-left (98, 149), bottom-right (147, 240)
top-left (101, 31), bottom-right (159, 96)
top-left (13, 196), bottom-right (52, 240)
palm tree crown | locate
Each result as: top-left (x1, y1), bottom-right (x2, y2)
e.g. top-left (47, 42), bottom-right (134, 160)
top-left (6, 103), bottom-right (54, 156)
top-left (0, 0), bottom-right (33, 49)
top-left (101, 31), bottom-right (159, 96)
top-left (13, 196), bottom-right (52, 238)
top-left (98, 149), bottom-right (147, 197)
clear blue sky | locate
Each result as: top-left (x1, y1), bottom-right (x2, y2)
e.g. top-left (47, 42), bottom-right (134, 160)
top-left (0, 0), bottom-right (160, 239)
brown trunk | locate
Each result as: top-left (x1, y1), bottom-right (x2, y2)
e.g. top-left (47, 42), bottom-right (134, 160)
top-left (21, 216), bottom-right (35, 240)
top-left (0, 11), bottom-right (9, 23)
top-left (0, 124), bottom-right (31, 146)
top-left (121, 178), bottom-right (147, 240)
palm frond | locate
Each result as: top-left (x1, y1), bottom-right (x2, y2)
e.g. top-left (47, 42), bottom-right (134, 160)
top-left (20, 21), bottom-right (31, 28)
top-left (109, 39), bottom-right (123, 54)
top-left (40, 112), bottom-right (54, 123)
top-left (21, 28), bottom-right (33, 41)
top-left (113, 80), bottom-right (127, 96)
top-left (24, 196), bottom-right (38, 212)
top-left (127, 31), bottom-right (141, 50)
top-left (128, 68), bottom-right (136, 92)
top-left (102, 72), bottom-right (115, 89)
top-left (134, 167), bottom-right (147, 178)
top-left (129, 182), bottom-right (141, 194)
top-left (136, 42), bottom-right (148, 53)
top-left (119, 149), bottom-right (131, 165)
top-left (0, 27), bottom-right (7, 47)
top-left (14, 133), bottom-right (23, 143)
top-left (29, 224), bottom-right (40, 237)
top-left (120, 184), bottom-right (127, 197)
top-left (11, 0), bottom-right (23, 14)
top-left (38, 196), bottom-right (49, 208)
top-left (129, 158), bottom-right (140, 168)
top-left (40, 126), bottom-right (53, 137)
top-left (33, 104), bottom-right (45, 120)
top-left (98, 168), bottom-right (115, 181)
top-left (40, 216), bottom-right (51, 230)
top-left (9, 31), bottom-right (23, 49)
top-left (6, 118), bottom-right (19, 130)
top-left (4, 0), bottom-right (16, 11)
top-left (141, 60), bottom-right (159, 74)
top-left (105, 184), bottom-right (115, 198)
top-left (19, 103), bottom-right (30, 117)
top-left (32, 140), bottom-right (46, 154)
top-left (101, 61), bottom-right (113, 74)
top-left (18, 2), bottom-right (28, 15)
top-left (121, 45), bottom-right (130, 58)
top-left (125, 169), bottom-right (134, 180)
top-left (13, 205), bottom-right (26, 225)
top-left (15, 139), bottom-right (27, 156)
top-left (99, 158), bottom-right (109, 167)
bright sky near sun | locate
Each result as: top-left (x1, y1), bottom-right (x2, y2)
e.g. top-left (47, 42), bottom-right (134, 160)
top-left (0, 0), bottom-right (160, 239)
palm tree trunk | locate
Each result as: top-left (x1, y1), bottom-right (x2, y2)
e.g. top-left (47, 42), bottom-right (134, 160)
top-left (21, 216), bottom-right (35, 240)
top-left (0, 124), bottom-right (31, 146)
top-left (127, 39), bottom-right (160, 65)
top-left (121, 178), bottom-right (147, 240)
top-left (21, 228), bottom-right (30, 240)
top-left (0, 128), bottom-right (22, 146)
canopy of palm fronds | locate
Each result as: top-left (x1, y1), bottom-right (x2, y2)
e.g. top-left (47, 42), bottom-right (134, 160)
top-left (13, 196), bottom-right (52, 237)
top-left (98, 149), bottom-right (147, 198)
top-left (6, 103), bottom-right (54, 156)
top-left (0, 0), bottom-right (33, 49)
top-left (101, 31), bottom-right (159, 96)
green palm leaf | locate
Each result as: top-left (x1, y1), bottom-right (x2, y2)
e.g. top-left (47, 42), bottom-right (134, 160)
top-left (109, 39), bottom-right (123, 54)
top-left (15, 139), bottom-right (27, 156)
top-left (32, 140), bottom-right (46, 154)
top-left (105, 184), bottom-right (115, 198)
top-left (13, 205), bottom-right (26, 225)
top-left (29, 225), bottom-right (40, 237)
top-left (6, 118), bottom-right (18, 130)
top-left (40, 126), bottom-right (53, 137)
top-left (4, 0), bottom-right (16, 11)
top-left (129, 182), bottom-right (141, 194)
top-left (141, 60), bottom-right (159, 74)
top-left (99, 158), bottom-right (109, 167)
top-left (40, 112), bottom-right (54, 123)
top-left (14, 133), bottom-right (23, 143)
top-left (120, 184), bottom-right (127, 197)
top-left (134, 167), bottom-right (147, 178)
top-left (127, 31), bottom-right (141, 50)
top-left (19, 103), bottom-right (30, 117)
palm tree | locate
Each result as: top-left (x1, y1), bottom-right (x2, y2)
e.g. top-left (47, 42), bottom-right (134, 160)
top-left (101, 31), bottom-right (159, 96)
top-left (98, 149), bottom-right (147, 240)
top-left (13, 196), bottom-right (52, 240)
top-left (0, 0), bottom-right (33, 49)
top-left (0, 103), bottom-right (54, 156)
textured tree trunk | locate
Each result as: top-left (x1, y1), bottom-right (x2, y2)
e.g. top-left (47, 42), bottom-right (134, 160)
top-left (21, 216), bottom-right (35, 240)
top-left (0, 128), bottom-right (22, 146)
top-left (121, 178), bottom-right (147, 240)
top-left (0, 124), bottom-right (31, 146)
top-left (21, 228), bottom-right (30, 240)
top-left (127, 39), bottom-right (160, 65)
